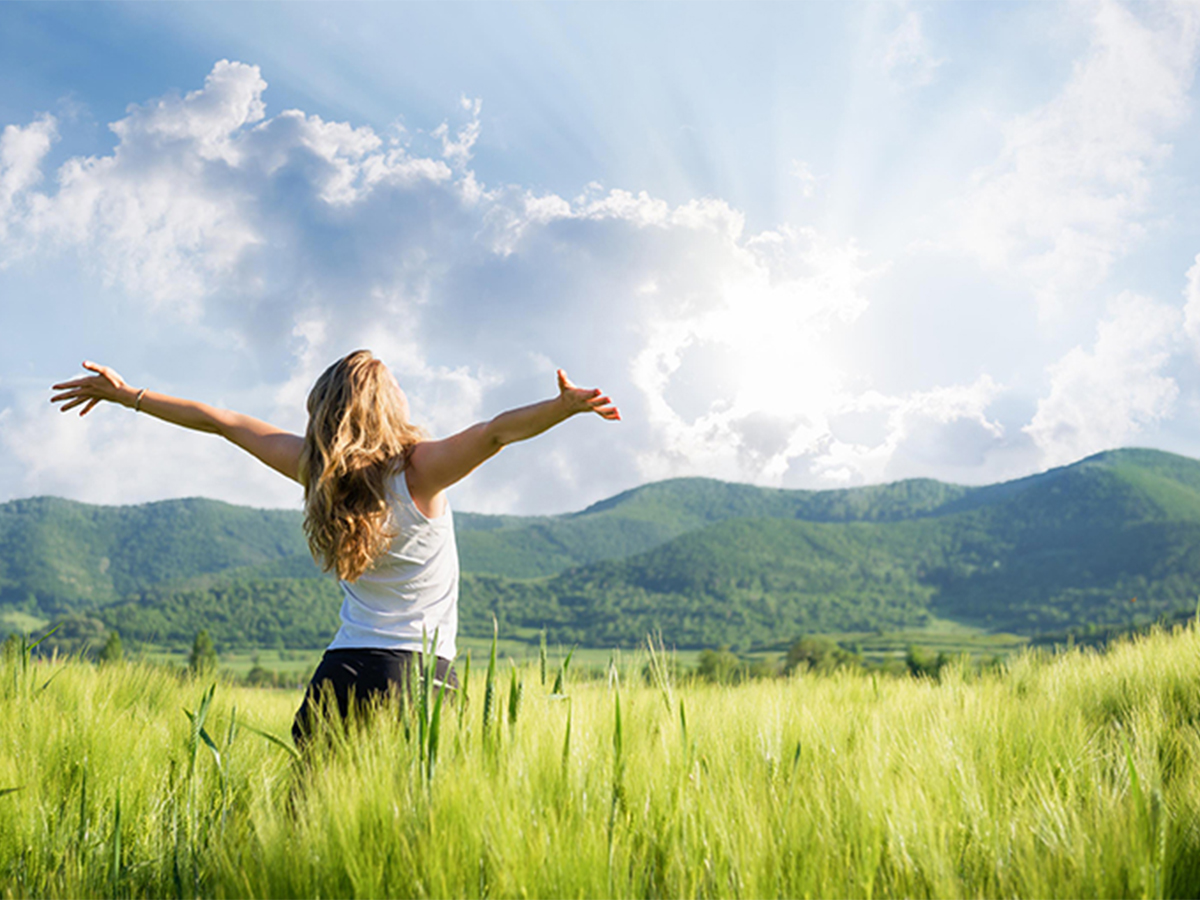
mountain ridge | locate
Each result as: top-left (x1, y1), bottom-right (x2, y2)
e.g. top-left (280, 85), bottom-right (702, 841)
top-left (5, 447), bottom-right (1200, 648)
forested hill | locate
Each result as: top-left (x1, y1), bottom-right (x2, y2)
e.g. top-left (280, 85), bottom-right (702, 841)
top-left (0, 469), bottom-right (980, 611)
top-left (0, 497), bottom-right (310, 613)
top-left (6, 448), bottom-right (1200, 649)
top-left (454, 476), bottom-right (972, 578)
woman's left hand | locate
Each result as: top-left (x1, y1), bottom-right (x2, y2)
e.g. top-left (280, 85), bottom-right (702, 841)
top-left (557, 369), bottom-right (620, 420)
top-left (50, 361), bottom-right (136, 416)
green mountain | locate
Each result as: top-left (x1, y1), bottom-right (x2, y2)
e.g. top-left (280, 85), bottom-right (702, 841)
top-left (0, 471), bottom-right (978, 611)
top-left (6, 448), bottom-right (1200, 650)
top-left (464, 448), bottom-right (1200, 644)
top-left (0, 497), bottom-right (309, 614)
top-left (455, 476), bottom-right (971, 577)
top-left (460, 517), bottom-right (942, 648)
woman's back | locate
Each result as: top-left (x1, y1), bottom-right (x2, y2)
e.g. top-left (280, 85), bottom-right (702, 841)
top-left (326, 468), bottom-right (459, 659)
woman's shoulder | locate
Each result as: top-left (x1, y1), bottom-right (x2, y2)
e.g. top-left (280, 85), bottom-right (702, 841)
top-left (393, 456), bottom-right (449, 521)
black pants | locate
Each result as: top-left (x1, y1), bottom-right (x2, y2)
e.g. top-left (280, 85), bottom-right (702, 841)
top-left (291, 648), bottom-right (459, 747)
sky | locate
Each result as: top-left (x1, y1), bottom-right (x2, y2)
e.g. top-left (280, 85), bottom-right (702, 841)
top-left (3, 1), bottom-right (1200, 515)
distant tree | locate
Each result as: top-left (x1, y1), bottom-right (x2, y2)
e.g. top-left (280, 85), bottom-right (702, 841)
top-left (785, 636), bottom-right (860, 675)
top-left (33, 616), bottom-right (107, 658)
top-left (696, 647), bottom-right (742, 685)
top-left (905, 644), bottom-right (948, 679)
top-left (189, 629), bottom-right (218, 675)
top-left (98, 630), bottom-right (123, 664)
top-left (786, 637), bottom-right (834, 673)
top-left (745, 656), bottom-right (781, 679)
top-left (245, 665), bottom-right (277, 687)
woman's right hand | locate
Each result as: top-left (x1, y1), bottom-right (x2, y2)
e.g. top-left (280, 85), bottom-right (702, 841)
top-left (556, 369), bottom-right (620, 420)
top-left (51, 361), bottom-right (136, 416)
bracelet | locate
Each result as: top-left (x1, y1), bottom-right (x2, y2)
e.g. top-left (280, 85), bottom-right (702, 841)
top-left (133, 388), bottom-right (147, 413)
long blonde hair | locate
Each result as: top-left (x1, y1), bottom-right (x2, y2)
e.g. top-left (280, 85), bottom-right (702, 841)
top-left (300, 350), bottom-right (426, 581)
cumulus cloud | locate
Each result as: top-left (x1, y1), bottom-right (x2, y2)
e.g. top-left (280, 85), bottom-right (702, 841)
top-left (0, 113), bottom-right (57, 245)
top-left (0, 390), bottom-right (303, 509)
top-left (1025, 292), bottom-right (1182, 467)
top-left (2, 59), bottom-right (1020, 512)
top-left (433, 96), bottom-right (483, 171)
top-left (812, 376), bottom-right (1006, 485)
top-left (111, 58), bottom-right (268, 161)
top-left (960, 1), bottom-right (1200, 314)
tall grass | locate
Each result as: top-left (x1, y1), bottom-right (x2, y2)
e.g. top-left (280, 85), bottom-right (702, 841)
top-left (4, 623), bottom-right (1200, 897)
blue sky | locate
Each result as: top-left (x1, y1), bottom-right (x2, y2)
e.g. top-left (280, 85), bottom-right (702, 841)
top-left (3, 1), bottom-right (1200, 514)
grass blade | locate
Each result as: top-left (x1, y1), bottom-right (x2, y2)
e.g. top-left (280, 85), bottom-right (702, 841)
top-left (482, 615), bottom-right (498, 735)
top-left (507, 659), bottom-right (523, 726)
top-left (78, 765), bottom-right (87, 846)
top-left (462, 648), bottom-right (471, 705)
top-left (419, 629), bottom-right (432, 767)
top-left (198, 725), bottom-right (222, 769)
top-left (459, 649), bottom-right (471, 727)
top-left (552, 645), bottom-right (576, 696)
top-left (539, 629), bottom-right (547, 687)
top-left (37, 667), bottom-right (66, 695)
top-left (109, 787), bottom-right (122, 891)
top-left (427, 678), bottom-right (447, 781)
top-left (241, 722), bottom-right (301, 761)
top-left (612, 688), bottom-right (624, 807)
top-left (646, 631), bottom-right (675, 710)
top-left (27, 622), bottom-right (62, 653)
top-left (225, 704), bottom-right (238, 752)
top-left (561, 702), bottom-right (572, 775)
top-left (679, 699), bottom-right (688, 758)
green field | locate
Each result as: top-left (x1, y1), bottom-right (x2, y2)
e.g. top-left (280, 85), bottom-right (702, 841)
top-left (121, 617), bottom-right (1031, 687)
top-left (4, 622), bottom-right (1200, 897)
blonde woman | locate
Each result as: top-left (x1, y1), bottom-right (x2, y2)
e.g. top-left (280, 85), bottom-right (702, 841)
top-left (51, 352), bottom-right (619, 744)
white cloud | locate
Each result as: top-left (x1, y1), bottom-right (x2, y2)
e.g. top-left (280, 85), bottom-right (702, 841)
top-left (629, 225), bottom-right (879, 486)
top-left (0, 60), bottom-right (1019, 513)
top-left (881, 10), bottom-right (946, 89)
top-left (0, 113), bottom-right (57, 245)
top-left (1025, 292), bottom-right (1182, 466)
top-left (432, 96), bottom-right (482, 171)
top-left (0, 392), bottom-right (303, 508)
top-left (110, 58), bottom-right (267, 163)
top-left (5, 60), bottom-right (455, 322)
top-left (812, 376), bottom-right (1006, 486)
top-left (960, 1), bottom-right (1200, 314)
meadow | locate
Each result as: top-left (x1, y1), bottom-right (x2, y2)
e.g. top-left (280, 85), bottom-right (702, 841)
top-left (4, 624), bottom-right (1200, 899)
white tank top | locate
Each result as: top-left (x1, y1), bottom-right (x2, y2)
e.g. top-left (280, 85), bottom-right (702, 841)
top-left (325, 469), bottom-right (459, 659)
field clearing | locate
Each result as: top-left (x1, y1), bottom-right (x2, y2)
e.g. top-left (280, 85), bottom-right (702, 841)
top-left (0, 610), bottom-right (48, 635)
top-left (829, 627), bottom-right (1029, 663)
top-left (139, 647), bottom-right (323, 679)
top-left (123, 616), bottom-right (1032, 682)
top-left (5, 622), bottom-right (1200, 898)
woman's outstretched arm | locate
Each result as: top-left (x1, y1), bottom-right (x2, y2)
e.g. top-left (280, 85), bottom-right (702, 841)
top-left (50, 361), bottom-right (304, 482)
top-left (405, 369), bottom-right (619, 515)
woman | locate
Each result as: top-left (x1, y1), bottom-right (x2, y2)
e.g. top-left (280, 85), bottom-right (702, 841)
top-left (50, 352), bottom-right (619, 743)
